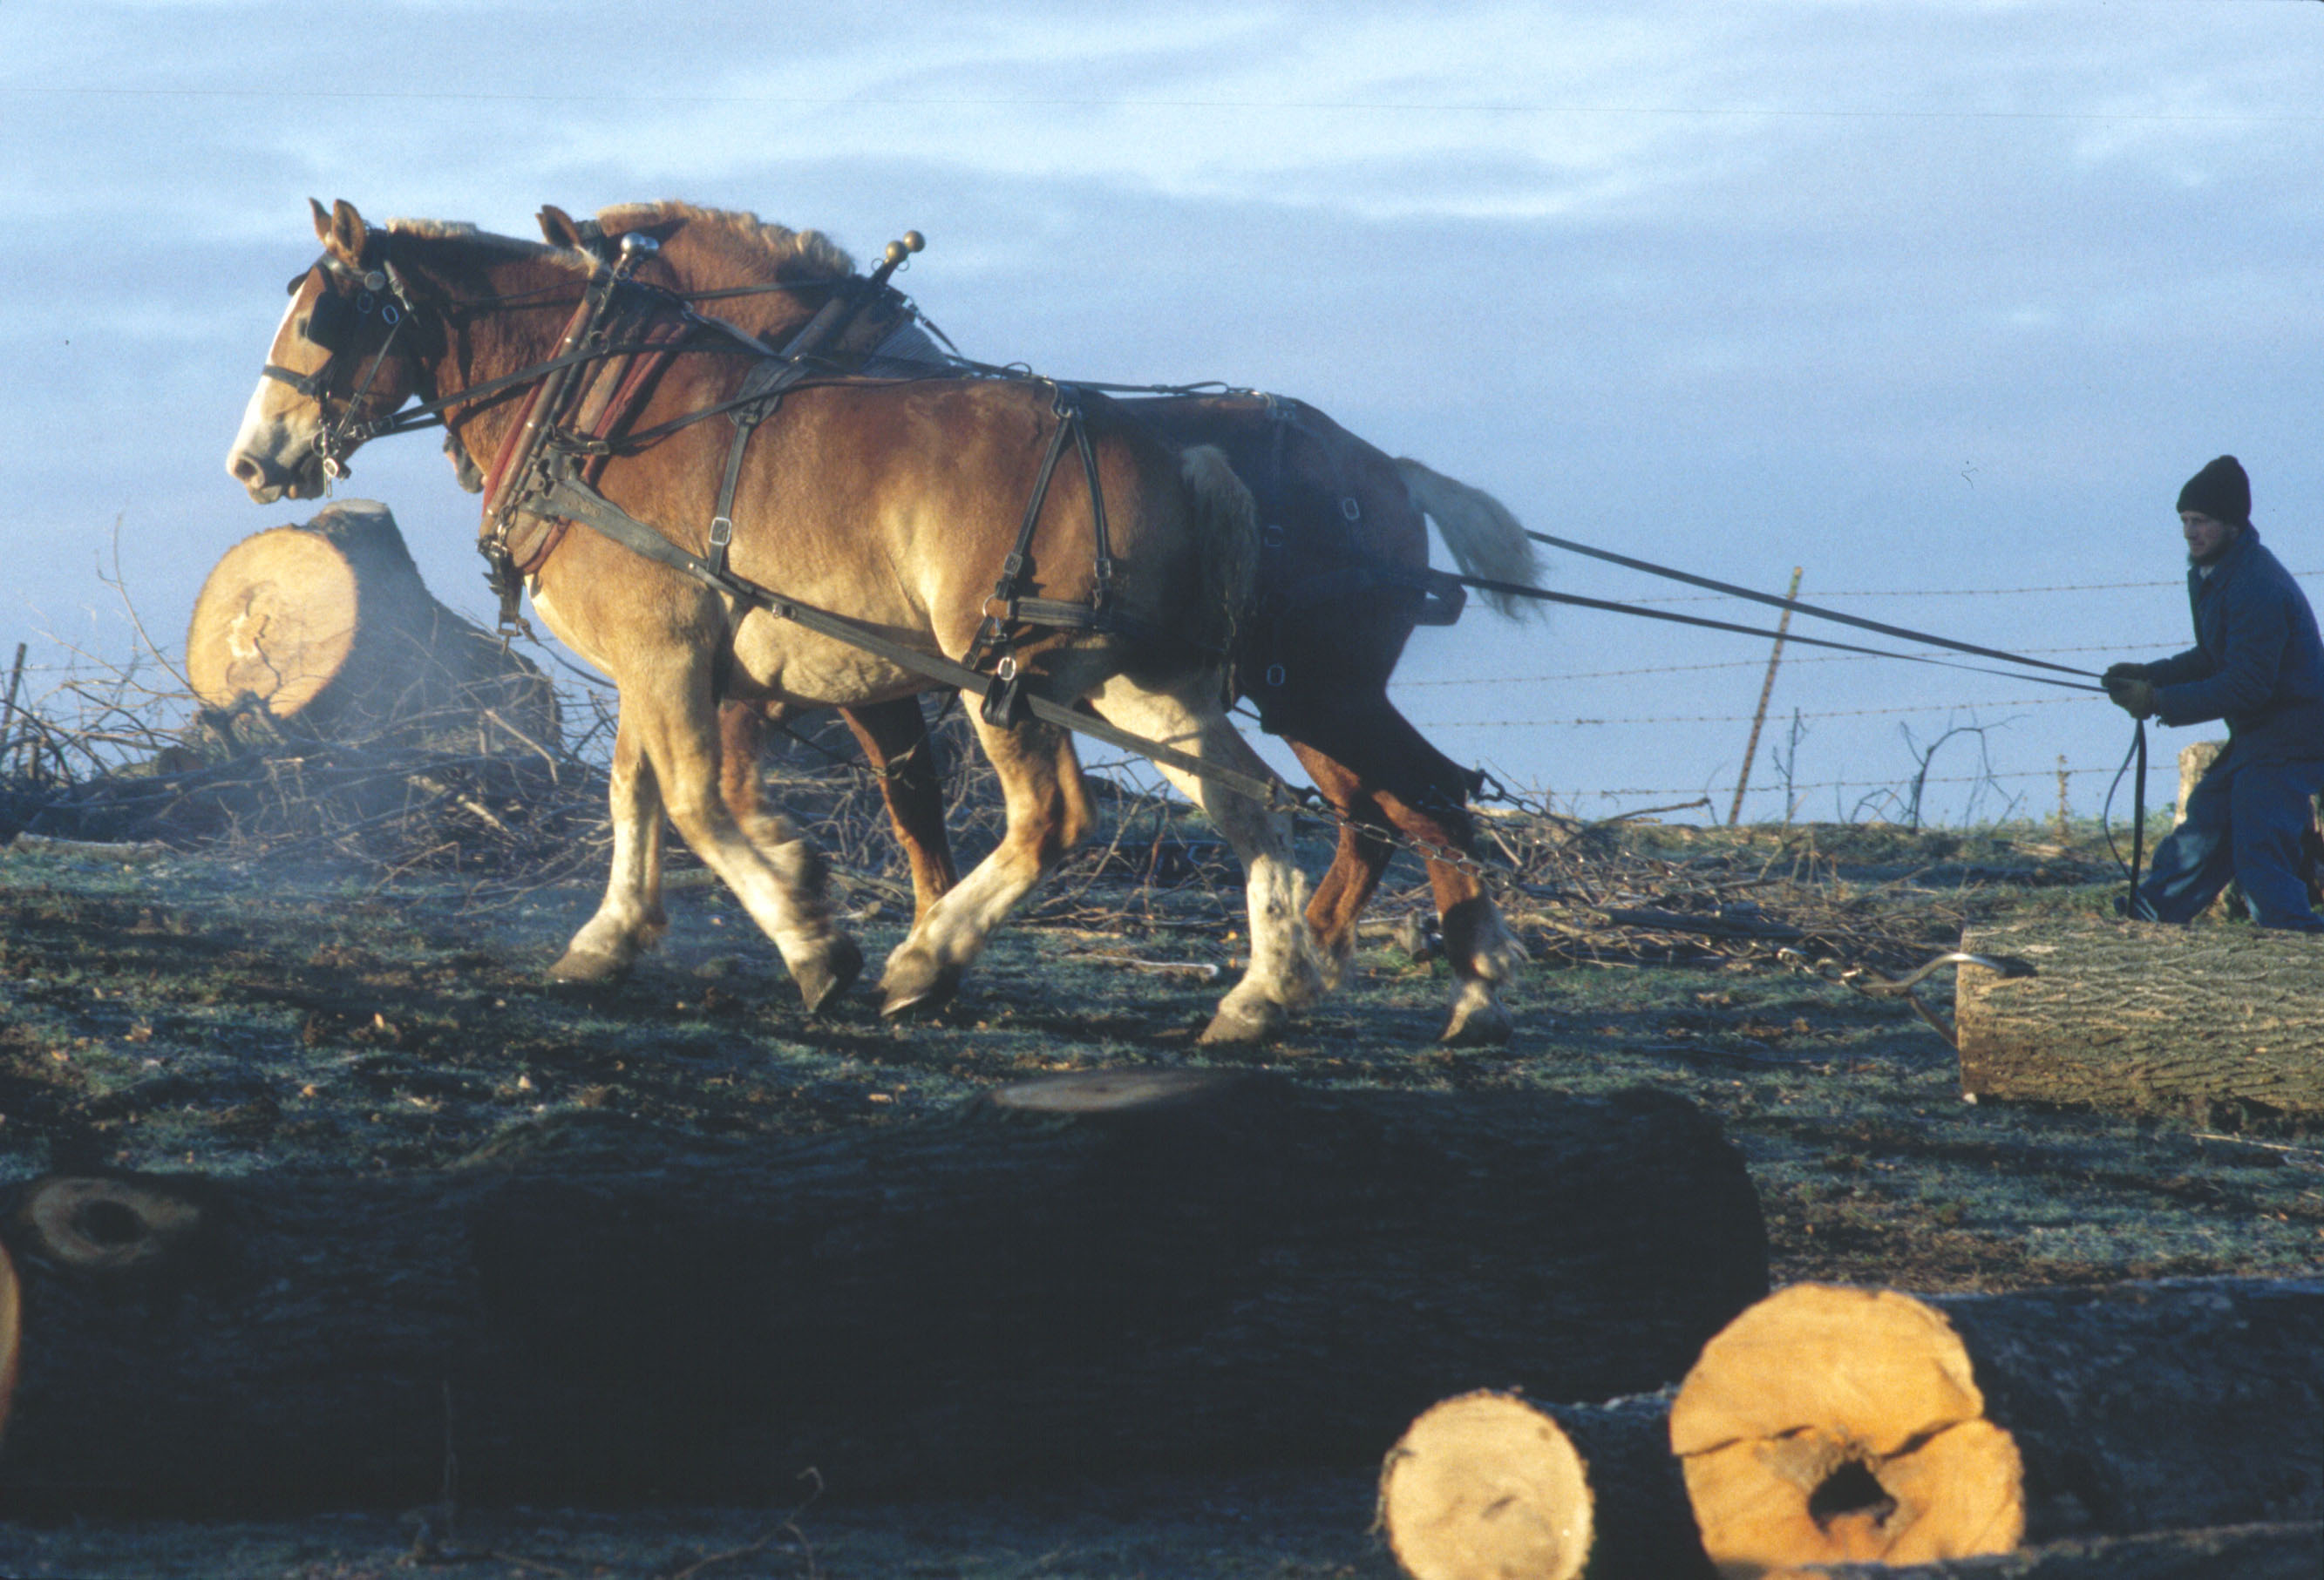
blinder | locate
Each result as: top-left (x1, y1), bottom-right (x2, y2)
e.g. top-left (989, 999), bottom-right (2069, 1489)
top-left (262, 251), bottom-right (418, 476)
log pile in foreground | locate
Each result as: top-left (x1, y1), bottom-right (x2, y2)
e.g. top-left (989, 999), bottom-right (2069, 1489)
top-left (1782, 1520), bottom-right (2323, 1580)
top-left (186, 498), bottom-right (558, 750)
top-left (1956, 917), bottom-right (2324, 1123)
top-left (1668, 1279), bottom-right (2324, 1577)
top-left (0, 1072), bottom-right (1766, 1513)
top-left (1377, 1389), bottom-right (1714, 1580)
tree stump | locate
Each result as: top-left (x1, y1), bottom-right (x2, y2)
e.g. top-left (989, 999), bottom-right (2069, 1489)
top-left (186, 499), bottom-right (558, 749)
top-left (1954, 917), bottom-right (2324, 1123)
top-left (0, 1074), bottom-right (1767, 1513)
top-left (1668, 1279), bottom-right (2324, 1577)
top-left (1378, 1389), bottom-right (1713, 1580)
top-left (1778, 1521), bottom-right (2323, 1580)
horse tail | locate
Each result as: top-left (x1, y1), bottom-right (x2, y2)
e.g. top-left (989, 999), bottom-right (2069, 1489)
top-left (1177, 443), bottom-right (1261, 667)
top-left (1393, 457), bottom-right (1543, 620)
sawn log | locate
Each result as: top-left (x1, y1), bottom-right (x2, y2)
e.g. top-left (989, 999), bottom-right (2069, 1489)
top-left (1955, 916), bottom-right (2324, 1123)
top-left (186, 499), bottom-right (558, 749)
top-left (0, 1071), bottom-right (1767, 1513)
top-left (1377, 1388), bottom-right (1714, 1580)
top-left (1668, 1279), bottom-right (2324, 1577)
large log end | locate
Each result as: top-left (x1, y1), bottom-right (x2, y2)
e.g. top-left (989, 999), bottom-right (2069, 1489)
top-left (1670, 1285), bottom-right (2026, 1577)
top-left (1379, 1391), bottom-right (1594, 1580)
top-left (186, 522), bottom-right (366, 715)
top-left (186, 501), bottom-right (559, 748)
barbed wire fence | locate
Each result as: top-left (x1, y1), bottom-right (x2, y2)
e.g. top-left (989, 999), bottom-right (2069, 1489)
top-left (1375, 564), bottom-right (2324, 829)
top-left (8, 559), bottom-right (2300, 851)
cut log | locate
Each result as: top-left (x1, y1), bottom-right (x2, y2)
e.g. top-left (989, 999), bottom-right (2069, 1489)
top-left (1778, 1521), bottom-right (2323, 1580)
top-left (1668, 1279), bottom-right (2324, 1578)
top-left (1955, 917), bottom-right (2324, 1122)
top-left (1379, 1389), bottom-right (1713, 1580)
top-left (186, 499), bottom-right (558, 749)
top-left (0, 1073), bottom-right (1766, 1513)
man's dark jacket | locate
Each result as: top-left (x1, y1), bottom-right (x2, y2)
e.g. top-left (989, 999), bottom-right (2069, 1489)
top-left (2142, 525), bottom-right (2324, 764)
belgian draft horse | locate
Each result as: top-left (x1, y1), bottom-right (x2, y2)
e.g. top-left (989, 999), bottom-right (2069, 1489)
top-left (227, 200), bottom-right (1328, 1044)
top-left (544, 202), bottom-right (1536, 1044)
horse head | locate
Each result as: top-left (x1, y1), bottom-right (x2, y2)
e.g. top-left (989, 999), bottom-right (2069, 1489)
top-left (227, 199), bottom-right (432, 503)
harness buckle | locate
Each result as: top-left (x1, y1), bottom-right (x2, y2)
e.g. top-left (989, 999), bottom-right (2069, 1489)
top-left (980, 653), bottom-right (1028, 727)
top-left (707, 514), bottom-right (734, 578)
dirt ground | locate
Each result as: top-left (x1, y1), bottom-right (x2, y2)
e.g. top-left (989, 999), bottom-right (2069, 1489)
top-left (2, 817), bottom-right (2320, 1577)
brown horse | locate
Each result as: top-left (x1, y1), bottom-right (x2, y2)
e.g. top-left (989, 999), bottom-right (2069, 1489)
top-left (548, 201), bottom-right (1535, 1044)
top-left (227, 199), bottom-right (1328, 1043)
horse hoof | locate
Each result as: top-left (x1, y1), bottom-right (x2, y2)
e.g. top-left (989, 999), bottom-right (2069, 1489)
top-left (547, 948), bottom-right (629, 986)
top-left (880, 954), bottom-right (960, 1020)
top-left (1438, 997), bottom-right (1514, 1048)
top-left (793, 933), bottom-right (864, 1014)
top-left (1198, 999), bottom-right (1284, 1046)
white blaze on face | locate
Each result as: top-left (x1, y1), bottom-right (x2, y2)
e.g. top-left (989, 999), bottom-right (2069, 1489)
top-left (225, 292), bottom-right (325, 504)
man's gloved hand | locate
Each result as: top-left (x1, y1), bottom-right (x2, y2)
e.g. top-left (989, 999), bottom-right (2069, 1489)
top-left (2103, 661), bottom-right (2151, 685)
top-left (2105, 673), bottom-right (2158, 718)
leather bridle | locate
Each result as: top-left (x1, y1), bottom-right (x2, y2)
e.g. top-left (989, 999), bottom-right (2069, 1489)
top-left (262, 249), bottom-right (426, 480)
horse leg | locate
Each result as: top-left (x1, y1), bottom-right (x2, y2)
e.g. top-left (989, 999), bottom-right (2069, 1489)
top-left (880, 714), bottom-right (1088, 1017)
top-left (1091, 677), bottom-right (1326, 1044)
top-left (839, 698), bottom-right (959, 919)
top-left (1286, 743), bottom-right (1396, 989)
top-left (550, 712), bottom-right (669, 983)
top-left (720, 697), bottom-right (956, 925)
top-left (1286, 703), bottom-right (1525, 1047)
top-left (621, 680), bottom-right (863, 1012)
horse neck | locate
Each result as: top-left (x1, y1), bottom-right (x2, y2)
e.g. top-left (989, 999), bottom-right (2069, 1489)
top-left (653, 232), bottom-right (901, 356)
top-left (398, 237), bottom-right (594, 474)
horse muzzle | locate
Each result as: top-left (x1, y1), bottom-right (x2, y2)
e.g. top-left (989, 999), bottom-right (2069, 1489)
top-left (228, 445), bottom-right (324, 504)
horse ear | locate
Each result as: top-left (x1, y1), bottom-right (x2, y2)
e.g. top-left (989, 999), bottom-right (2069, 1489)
top-left (309, 198), bottom-right (332, 244)
top-left (322, 200), bottom-right (369, 268)
top-left (538, 205), bottom-right (582, 249)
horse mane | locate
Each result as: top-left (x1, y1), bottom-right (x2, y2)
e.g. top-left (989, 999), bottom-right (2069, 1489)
top-left (591, 201), bottom-right (858, 283)
top-left (379, 216), bottom-right (595, 281)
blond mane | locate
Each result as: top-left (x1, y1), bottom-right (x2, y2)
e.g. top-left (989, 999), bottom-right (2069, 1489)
top-left (593, 201), bottom-right (857, 282)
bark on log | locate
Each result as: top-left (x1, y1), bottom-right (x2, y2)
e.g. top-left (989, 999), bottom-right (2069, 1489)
top-left (1778, 1521), bottom-right (2323, 1580)
top-left (0, 1072), bottom-right (1766, 1514)
top-left (186, 499), bottom-right (558, 749)
top-left (1378, 1389), bottom-right (1714, 1580)
top-left (1668, 1279), bottom-right (2324, 1578)
top-left (1955, 917), bottom-right (2324, 1123)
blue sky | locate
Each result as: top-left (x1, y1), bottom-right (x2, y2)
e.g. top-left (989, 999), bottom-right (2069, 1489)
top-left (3, 1), bottom-right (2320, 823)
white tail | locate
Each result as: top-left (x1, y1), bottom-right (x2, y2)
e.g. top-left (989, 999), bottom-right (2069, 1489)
top-left (1393, 457), bottom-right (1543, 620)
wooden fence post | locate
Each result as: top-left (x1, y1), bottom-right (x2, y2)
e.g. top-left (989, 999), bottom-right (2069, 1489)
top-left (1728, 567), bottom-right (1802, 826)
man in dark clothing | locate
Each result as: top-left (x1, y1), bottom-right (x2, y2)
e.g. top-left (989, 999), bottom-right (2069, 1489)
top-left (2105, 455), bottom-right (2324, 929)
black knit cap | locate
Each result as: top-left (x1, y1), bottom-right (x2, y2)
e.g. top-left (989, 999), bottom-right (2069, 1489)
top-left (2177, 455), bottom-right (2251, 527)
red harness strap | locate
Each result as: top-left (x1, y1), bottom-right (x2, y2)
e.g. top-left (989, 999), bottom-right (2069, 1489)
top-left (479, 288), bottom-right (698, 592)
